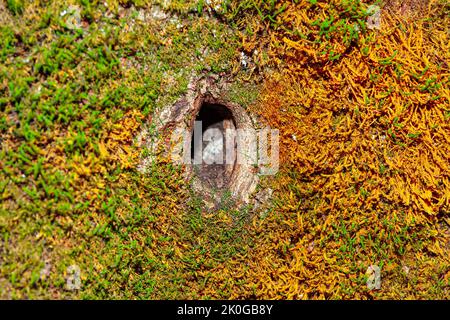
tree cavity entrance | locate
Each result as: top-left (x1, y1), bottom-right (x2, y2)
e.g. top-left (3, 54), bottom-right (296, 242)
top-left (137, 77), bottom-right (260, 207)
top-left (190, 103), bottom-right (237, 190)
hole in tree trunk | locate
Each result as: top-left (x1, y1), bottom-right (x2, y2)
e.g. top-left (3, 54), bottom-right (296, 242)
top-left (137, 78), bottom-right (261, 207)
top-left (190, 103), bottom-right (237, 190)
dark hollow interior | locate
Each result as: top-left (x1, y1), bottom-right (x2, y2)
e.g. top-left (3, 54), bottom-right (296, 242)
top-left (190, 103), bottom-right (236, 189)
